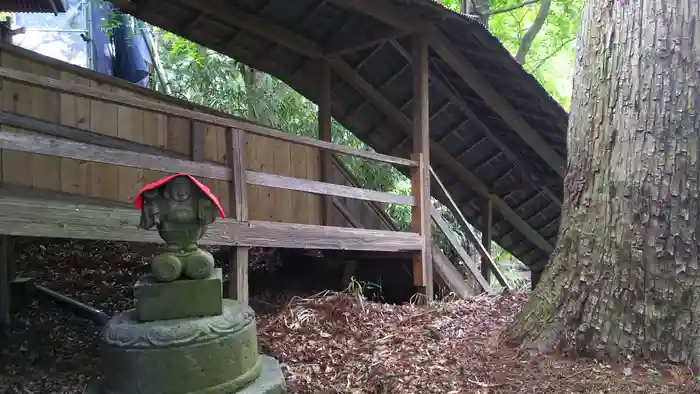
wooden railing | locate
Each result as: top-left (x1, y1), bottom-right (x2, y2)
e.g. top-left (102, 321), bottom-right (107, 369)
top-left (0, 65), bottom-right (432, 302)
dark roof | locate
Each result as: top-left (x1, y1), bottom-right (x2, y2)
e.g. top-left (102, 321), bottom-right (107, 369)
top-left (0, 0), bottom-right (67, 13)
top-left (110, 0), bottom-right (568, 272)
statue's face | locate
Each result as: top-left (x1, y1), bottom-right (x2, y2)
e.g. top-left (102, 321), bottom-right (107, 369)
top-left (164, 177), bottom-right (193, 203)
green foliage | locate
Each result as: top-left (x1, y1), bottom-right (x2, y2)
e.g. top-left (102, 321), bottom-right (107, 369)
top-left (438, 0), bottom-right (580, 110)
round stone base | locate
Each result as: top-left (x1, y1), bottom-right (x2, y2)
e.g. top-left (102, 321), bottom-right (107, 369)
top-left (91, 300), bottom-right (263, 394)
top-left (87, 355), bottom-right (287, 394)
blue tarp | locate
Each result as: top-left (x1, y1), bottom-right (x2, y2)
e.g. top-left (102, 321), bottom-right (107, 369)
top-left (89, 3), bottom-right (152, 87)
top-left (112, 13), bottom-right (152, 87)
top-left (89, 1), bottom-right (113, 76)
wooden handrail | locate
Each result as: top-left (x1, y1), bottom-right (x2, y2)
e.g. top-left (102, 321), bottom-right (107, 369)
top-left (0, 127), bottom-right (416, 207)
top-left (429, 166), bottom-right (511, 289)
top-left (0, 66), bottom-right (418, 168)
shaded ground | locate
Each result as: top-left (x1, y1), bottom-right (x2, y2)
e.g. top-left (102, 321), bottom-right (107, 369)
top-left (0, 239), bottom-right (697, 393)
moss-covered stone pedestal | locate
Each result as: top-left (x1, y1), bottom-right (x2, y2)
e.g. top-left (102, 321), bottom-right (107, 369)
top-left (86, 272), bottom-right (286, 394)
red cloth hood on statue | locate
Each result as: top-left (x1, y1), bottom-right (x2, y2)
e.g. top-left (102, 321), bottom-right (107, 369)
top-left (133, 173), bottom-right (226, 218)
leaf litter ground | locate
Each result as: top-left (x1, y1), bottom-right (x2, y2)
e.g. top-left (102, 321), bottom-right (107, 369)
top-left (0, 238), bottom-right (698, 394)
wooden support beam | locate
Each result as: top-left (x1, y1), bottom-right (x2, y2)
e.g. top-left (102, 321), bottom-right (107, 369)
top-left (178, 0), bottom-right (323, 59)
top-left (0, 235), bottom-right (10, 327)
top-left (226, 127), bottom-right (249, 304)
top-left (325, 0), bottom-right (418, 32)
top-left (318, 60), bottom-right (334, 226)
top-left (325, 0), bottom-right (565, 177)
top-left (332, 197), bottom-right (364, 229)
top-left (426, 28), bottom-right (565, 177)
top-left (481, 198), bottom-right (492, 283)
top-left (410, 33), bottom-right (433, 302)
top-left (387, 39), bottom-right (562, 207)
top-left (327, 47), bottom-right (554, 257)
top-left (324, 29), bottom-right (407, 57)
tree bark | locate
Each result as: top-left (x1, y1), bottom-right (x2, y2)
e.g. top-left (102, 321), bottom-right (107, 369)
top-left (506, 0), bottom-right (700, 368)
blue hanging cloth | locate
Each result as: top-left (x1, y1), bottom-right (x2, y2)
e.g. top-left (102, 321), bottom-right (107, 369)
top-left (89, 1), bottom-right (114, 76)
top-left (112, 13), bottom-right (152, 87)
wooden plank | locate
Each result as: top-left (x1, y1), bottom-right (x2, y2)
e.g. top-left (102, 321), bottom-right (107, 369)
top-left (29, 60), bottom-right (61, 192)
top-left (271, 139), bottom-right (293, 223)
top-left (0, 110), bottom-right (187, 159)
top-left (0, 128), bottom-right (231, 181)
top-left (289, 143), bottom-right (308, 224)
top-left (58, 72), bottom-right (91, 196)
top-left (246, 170), bottom-right (415, 206)
top-left (0, 235), bottom-right (9, 327)
top-left (190, 120), bottom-right (205, 162)
top-left (481, 198), bottom-right (492, 282)
top-left (116, 102), bottom-right (144, 203)
top-left (410, 34), bottom-right (433, 302)
top-left (0, 192), bottom-right (422, 251)
top-left (88, 79), bottom-right (119, 200)
top-left (430, 205), bottom-right (490, 291)
top-left (226, 127), bottom-right (249, 304)
top-left (1, 52), bottom-right (32, 188)
top-left (431, 243), bottom-right (479, 299)
top-left (318, 60), bottom-right (334, 226)
top-left (0, 66), bottom-right (418, 168)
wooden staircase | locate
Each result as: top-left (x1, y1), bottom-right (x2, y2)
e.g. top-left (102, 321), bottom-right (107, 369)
top-left (328, 155), bottom-right (510, 298)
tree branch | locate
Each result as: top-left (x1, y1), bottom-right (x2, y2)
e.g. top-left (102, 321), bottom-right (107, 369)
top-left (530, 37), bottom-right (576, 73)
top-left (486, 0), bottom-right (538, 16)
top-left (514, 0), bottom-right (551, 64)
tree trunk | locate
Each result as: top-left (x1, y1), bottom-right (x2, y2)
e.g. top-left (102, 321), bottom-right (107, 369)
top-left (460, 0), bottom-right (490, 27)
top-left (506, 0), bottom-right (700, 368)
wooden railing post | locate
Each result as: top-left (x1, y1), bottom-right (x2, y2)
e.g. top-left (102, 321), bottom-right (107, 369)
top-left (481, 198), bottom-right (492, 283)
top-left (226, 127), bottom-right (249, 304)
top-left (318, 59), bottom-right (334, 226)
top-left (411, 33), bottom-right (433, 302)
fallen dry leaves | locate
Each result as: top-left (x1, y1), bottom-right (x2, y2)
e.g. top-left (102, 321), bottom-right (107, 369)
top-left (257, 291), bottom-right (698, 393)
top-left (1, 238), bottom-right (699, 394)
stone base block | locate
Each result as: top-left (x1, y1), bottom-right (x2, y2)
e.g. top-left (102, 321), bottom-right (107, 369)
top-left (86, 355), bottom-right (286, 394)
top-left (134, 268), bottom-right (223, 322)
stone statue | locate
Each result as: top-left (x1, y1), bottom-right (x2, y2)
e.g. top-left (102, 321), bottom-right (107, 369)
top-left (87, 172), bottom-right (286, 394)
top-left (134, 174), bottom-right (225, 282)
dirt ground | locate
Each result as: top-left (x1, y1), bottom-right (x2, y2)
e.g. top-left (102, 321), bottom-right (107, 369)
top-left (0, 238), bottom-right (697, 394)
